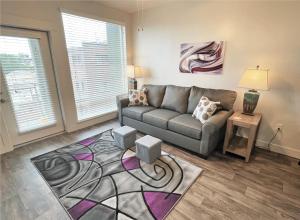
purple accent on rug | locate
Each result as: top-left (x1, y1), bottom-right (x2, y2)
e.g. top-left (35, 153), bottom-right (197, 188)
top-left (68, 199), bottom-right (96, 220)
top-left (80, 138), bottom-right (95, 147)
top-left (144, 191), bottom-right (180, 220)
top-left (74, 153), bottom-right (93, 161)
top-left (122, 156), bottom-right (140, 170)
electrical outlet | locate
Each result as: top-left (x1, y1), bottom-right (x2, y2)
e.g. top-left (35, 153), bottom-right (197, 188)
top-left (276, 123), bottom-right (283, 131)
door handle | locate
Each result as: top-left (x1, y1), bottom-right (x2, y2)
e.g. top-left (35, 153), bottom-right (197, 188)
top-left (0, 98), bottom-right (6, 103)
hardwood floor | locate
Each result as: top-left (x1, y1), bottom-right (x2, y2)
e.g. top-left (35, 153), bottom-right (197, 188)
top-left (1, 120), bottom-right (300, 220)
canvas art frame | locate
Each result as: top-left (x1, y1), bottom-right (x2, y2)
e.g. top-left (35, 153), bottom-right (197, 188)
top-left (179, 41), bottom-right (225, 74)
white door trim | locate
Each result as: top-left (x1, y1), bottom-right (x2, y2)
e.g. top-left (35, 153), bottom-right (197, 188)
top-left (1, 27), bottom-right (64, 146)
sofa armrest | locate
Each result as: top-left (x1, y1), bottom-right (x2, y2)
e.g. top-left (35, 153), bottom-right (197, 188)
top-left (116, 94), bottom-right (129, 125)
top-left (203, 110), bottom-right (233, 133)
top-left (200, 110), bottom-right (234, 155)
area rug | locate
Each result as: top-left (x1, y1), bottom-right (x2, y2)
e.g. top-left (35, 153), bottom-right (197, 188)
top-left (31, 129), bottom-right (202, 220)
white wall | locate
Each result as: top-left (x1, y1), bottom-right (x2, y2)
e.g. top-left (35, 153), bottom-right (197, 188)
top-left (133, 2), bottom-right (300, 158)
top-left (1, 1), bottom-right (132, 153)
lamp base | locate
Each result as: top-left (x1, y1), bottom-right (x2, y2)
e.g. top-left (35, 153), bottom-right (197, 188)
top-left (128, 78), bottom-right (137, 90)
top-left (242, 90), bottom-right (260, 115)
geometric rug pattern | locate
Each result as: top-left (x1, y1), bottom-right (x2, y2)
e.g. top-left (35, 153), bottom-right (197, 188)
top-left (31, 129), bottom-right (202, 220)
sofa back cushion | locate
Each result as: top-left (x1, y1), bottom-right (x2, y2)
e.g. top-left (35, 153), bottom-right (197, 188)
top-left (161, 85), bottom-right (191, 113)
top-left (142, 84), bottom-right (166, 107)
top-left (187, 86), bottom-right (237, 113)
top-left (187, 87), bottom-right (206, 113)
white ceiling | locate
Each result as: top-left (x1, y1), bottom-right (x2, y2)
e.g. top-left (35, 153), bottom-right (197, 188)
top-left (96, 0), bottom-right (170, 13)
top-left (96, 0), bottom-right (299, 13)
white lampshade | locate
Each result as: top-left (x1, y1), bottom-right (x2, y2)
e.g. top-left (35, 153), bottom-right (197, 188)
top-left (127, 65), bottom-right (143, 78)
top-left (239, 67), bottom-right (269, 91)
top-left (127, 65), bottom-right (135, 78)
top-left (134, 66), bottom-right (143, 78)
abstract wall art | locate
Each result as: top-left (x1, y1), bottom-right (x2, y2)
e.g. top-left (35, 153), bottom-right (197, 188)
top-left (179, 41), bottom-right (225, 74)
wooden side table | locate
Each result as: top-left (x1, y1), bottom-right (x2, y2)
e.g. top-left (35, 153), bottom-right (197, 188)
top-left (223, 112), bottom-right (262, 162)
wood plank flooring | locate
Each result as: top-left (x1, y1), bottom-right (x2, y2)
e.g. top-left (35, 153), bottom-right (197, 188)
top-left (1, 119), bottom-right (300, 220)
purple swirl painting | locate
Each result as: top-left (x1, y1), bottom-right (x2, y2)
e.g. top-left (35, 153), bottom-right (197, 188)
top-left (31, 129), bottom-right (202, 220)
top-left (179, 41), bottom-right (225, 74)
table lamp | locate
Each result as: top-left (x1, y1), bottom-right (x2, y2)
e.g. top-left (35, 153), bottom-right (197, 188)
top-left (127, 65), bottom-right (143, 90)
top-left (238, 65), bottom-right (269, 115)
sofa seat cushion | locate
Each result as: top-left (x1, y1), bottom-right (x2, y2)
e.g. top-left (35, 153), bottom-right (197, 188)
top-left (143, 109), bottom-right (180, 129)
top-left (168, 114), bottom-right (202, 139)
top-left (122, 106), bottom-right (156, 121)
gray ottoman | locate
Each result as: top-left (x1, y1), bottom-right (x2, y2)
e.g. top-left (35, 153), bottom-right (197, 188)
top-left (135, 135), bottom-right (162, 164)
top-left (113, 126), bottom-right (137, 149)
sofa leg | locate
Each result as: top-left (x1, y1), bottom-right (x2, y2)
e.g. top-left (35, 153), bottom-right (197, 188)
top-left (199, 154), bottom-right (208, 160)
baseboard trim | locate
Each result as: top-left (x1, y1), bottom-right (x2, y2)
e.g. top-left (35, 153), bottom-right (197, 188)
top-left (256, 139), bottom-right (300, 159)
top-left (1, 114), bottom-right (118, 155)
top-left (14, 131), bottom-right (65, 149)
top-left (66, 112), bottom-right (117, 133)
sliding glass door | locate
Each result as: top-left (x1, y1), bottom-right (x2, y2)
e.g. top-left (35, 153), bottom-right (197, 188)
top-left (0, 27), bottom-right (64, 145)
top-left (61, 12), bottom-right (127, 121)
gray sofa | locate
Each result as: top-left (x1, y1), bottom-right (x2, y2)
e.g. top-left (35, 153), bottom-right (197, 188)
top-left (117, 85), bottom-right (237, 158)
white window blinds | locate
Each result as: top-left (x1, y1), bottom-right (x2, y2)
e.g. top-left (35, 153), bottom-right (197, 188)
top-left (0, 36), bottom-right (57, 133)
top-left (61, 13), bottom-right (127, 121)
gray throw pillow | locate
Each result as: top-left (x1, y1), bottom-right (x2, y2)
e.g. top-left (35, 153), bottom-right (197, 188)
top-left (142, 84), bottom-right (166, 107)
top-left (161, 85), bottom-right (191, 113)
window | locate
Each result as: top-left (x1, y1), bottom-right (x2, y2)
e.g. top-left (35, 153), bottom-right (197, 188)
top-left (61, 12), bottom-right (127, 121)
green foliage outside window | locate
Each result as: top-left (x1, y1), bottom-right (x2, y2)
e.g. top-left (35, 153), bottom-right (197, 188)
top-left (0, 53), bottom-right (34, 73)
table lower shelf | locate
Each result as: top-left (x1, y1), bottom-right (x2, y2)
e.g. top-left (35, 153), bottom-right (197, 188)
top-left (224, 136), bottom-right (248, 157)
